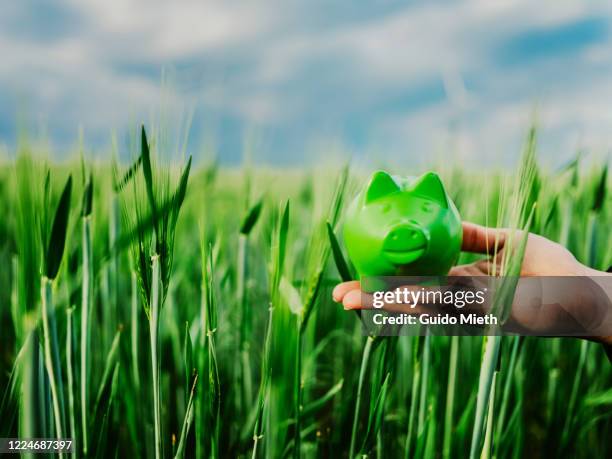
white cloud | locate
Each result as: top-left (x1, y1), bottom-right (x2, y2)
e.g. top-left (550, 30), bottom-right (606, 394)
top-left (0, 0), bottom-right (611, 165)
top-left (65, 0), bottom-right (281, 59)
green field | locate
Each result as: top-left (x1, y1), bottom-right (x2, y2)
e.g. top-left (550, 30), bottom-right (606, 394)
top-left (0, 127), bottom-right (611, 458)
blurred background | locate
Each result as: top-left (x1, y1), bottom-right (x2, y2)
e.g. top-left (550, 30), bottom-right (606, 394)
top-left (0, 0), bottom-right (611, 167)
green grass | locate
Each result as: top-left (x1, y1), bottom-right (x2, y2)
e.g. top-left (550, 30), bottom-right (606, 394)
top-left (0, 127), bottom-right (611, 458)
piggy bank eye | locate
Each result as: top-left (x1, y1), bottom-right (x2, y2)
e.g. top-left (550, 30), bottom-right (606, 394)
top-left (422, 202), bottom-right (433, 212)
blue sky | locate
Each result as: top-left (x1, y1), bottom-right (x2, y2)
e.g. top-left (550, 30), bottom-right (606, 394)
top-left (0, 0), bottom-right (611, 167)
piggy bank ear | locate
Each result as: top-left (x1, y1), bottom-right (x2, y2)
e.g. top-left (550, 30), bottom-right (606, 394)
top-left (411, 172), bottom-right (448, 208)
top-left (365, 170), bottom-right (400, 203)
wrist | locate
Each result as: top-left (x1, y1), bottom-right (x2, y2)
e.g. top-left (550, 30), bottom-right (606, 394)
top-left (575, 264), bottom-right (612, 344)
top-left (580, 264), bottom-right (612, 277)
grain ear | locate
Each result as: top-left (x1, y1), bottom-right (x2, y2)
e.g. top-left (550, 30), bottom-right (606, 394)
top-left (411, 172), bottom-right (448, 208)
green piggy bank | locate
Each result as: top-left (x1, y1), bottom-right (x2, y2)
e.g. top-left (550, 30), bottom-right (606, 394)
top-left (343, 170), bottom-right (462, 277)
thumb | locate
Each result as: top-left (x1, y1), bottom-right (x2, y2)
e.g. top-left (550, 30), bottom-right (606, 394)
top-left (461, 222), bottom-right (506, 254)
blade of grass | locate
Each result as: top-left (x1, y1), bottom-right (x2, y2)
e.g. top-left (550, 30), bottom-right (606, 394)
top-left (66, 307), bottom-right (77, 450)
top-left (130, 269), bottom-right (140, 390)
top-left (326, 222), bottom-right (352, 282)
top-left (469, 336), bottom-right (502, 459)
top-left (44, 176), bottom-right (72, 280)
top-left (40, 277), bottom-right (65, 456)
top-left (174, 375), bottom-right (198, 459)
top-left (301, 378), bottom-right (344, 419)
top-left (404, 338), bottom-right (421, 459)
top-left (443, 335), bottom-right (458, 459)
top-left (251, 201), bottom-right (289, 459)
top-left (81, 197), bottom-right (92, 455)
top-left (150, 254), bottom-right (162, 459)
top-left (358, 372), bottom-right (390, 456)
top-left (494, 336), bottom-right (522, 455)
top-left (349, 335), bottom-right (374, 459)
top-left (480, 370), bottom-right (498, 459)
top-left (238, 198), bottom-right (263, 417)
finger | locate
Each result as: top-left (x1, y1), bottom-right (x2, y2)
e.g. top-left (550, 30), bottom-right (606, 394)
top-left (449, 261), bottom-right (492, 276)
top-left (343, 290), bottom-right (420, 312)
top-left (332, 280), bottom-right (360, 302)
top-left (343, 285), bottom-right (451, 313)
top-left (449, 264), bottom-right (477, 276)
top-left (474, 259), bottom-right (494, 274)
top-left (343, 289), bottom-right (365, 310)
top-left (343, 293), bottom-right (433, 315)
top-left (461, 222), bottom-right (506, 254)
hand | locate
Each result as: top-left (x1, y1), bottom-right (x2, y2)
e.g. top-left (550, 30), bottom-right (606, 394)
top-left (332, 222), bottom-right (612, 344)
top-left (450, 222), bottom-right (588, 277)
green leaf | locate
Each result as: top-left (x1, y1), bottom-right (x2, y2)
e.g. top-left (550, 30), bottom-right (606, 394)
top-left (184, 321), bottom-right (193, 406)
top-left (592, 163), bottom-right (608, 212)
top-left (112, 155), bottom-right (142, 193)
top-left (278, 201), bottom-right (290, 273)
top-left (0, 343), bottom-right (23, 436)
top-left (45, 175), bottom-right (72, 279)
top-left (271, 200), bottom-right (290, 296)
top-left (359, 372), bottom-right (390, 455)
top-left (584, 389), bottom-right (612, 406)
top-left (141, 126), bottom-right (158, 231)
top-left (92, 363), bottom-right (120, 459)
top-left (543, 196), bottom-right (558, 229)
top-left (94, 329), bottom-right (122, 415)
top-left (326, 222), bottom-right (352, 282)
top-left (81, 173), bottom-right (94, 217)
top-left (240, 198), bottom-right (263, 235)
top-left (175, 374), bottom-right (198, 459)
top-left (170, 156), bottom-right (193, 227)
top-left (302, 378), bottom-right (343, 418)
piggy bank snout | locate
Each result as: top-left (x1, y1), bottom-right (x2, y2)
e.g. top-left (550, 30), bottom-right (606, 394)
top-left (383, 224), bottom-right (429, 253)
